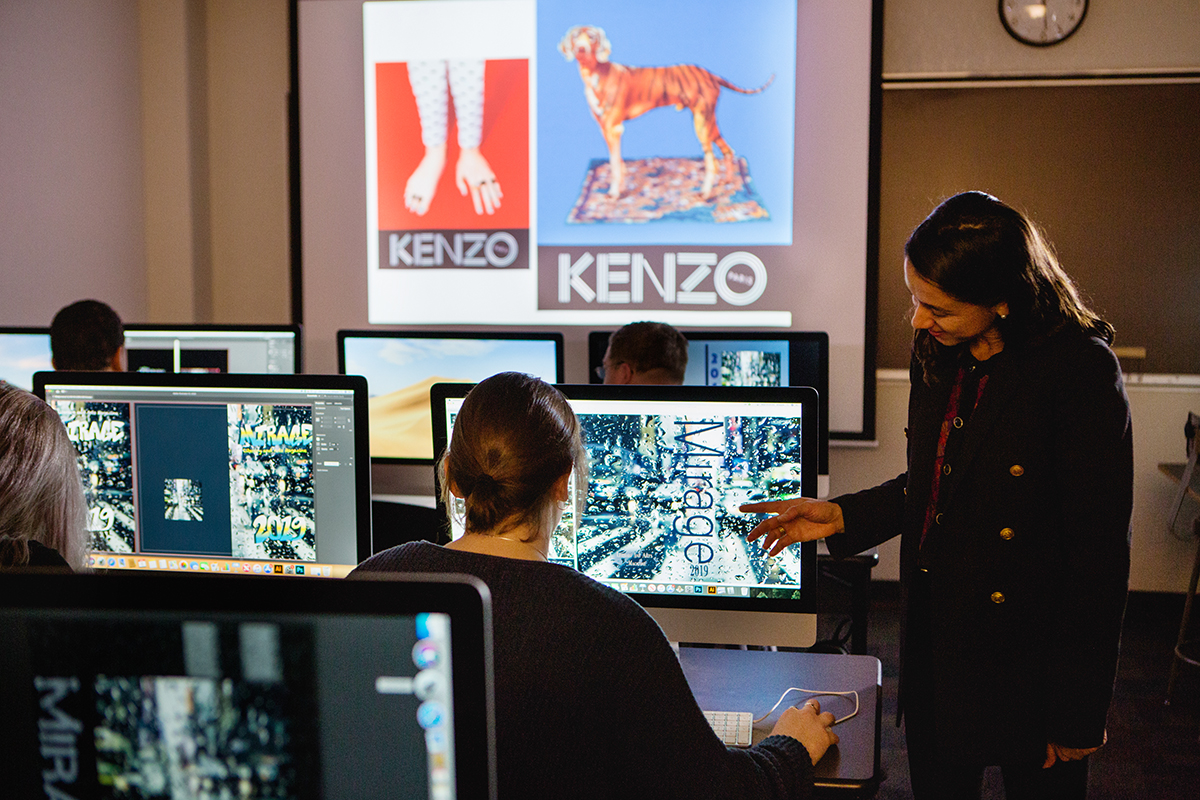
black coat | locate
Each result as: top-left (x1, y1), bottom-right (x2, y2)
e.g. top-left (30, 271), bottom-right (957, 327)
top-left (828, 330), bottom-right (1132, 764)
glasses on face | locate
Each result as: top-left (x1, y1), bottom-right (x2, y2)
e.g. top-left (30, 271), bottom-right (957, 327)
top-left (594, 361), bottom-right (623, 381)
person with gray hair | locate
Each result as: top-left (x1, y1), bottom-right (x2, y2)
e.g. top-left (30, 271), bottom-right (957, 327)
top-left (0, 384), bottom-right (90, 571)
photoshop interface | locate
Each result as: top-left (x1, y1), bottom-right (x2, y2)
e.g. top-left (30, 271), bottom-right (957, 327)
top-left (43, 384), bottom-right (359, 576)
top-left (447, 397), bottom-right (807, 601)
top-left (124, 330), bottom-right (298, 374)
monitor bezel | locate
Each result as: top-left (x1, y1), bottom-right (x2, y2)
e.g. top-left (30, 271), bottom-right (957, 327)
top-left (0, 570), bottom-right (496, 800)
top-left (429, 381), bottom-right (819, 618)
top-left (123, 322), bottom-right (304, 374)
top-left (336, 328), bottom-right (566, 466)
top-left (32, 370), bottom-right (373, 568)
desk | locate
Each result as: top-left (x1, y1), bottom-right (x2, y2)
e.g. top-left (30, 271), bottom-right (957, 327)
top-left (680, 648), bottom-right (881, 797)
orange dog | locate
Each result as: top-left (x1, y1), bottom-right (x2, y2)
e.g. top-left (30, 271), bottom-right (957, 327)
top-left (558, 24), bottom-right (772, 200)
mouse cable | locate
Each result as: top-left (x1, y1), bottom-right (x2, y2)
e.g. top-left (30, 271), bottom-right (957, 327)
top-left (754, 686), bottom-right (859, 726)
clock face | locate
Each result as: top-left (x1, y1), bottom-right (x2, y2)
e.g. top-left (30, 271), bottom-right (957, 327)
top-left (1000, 0), bottom-right (1088, 46)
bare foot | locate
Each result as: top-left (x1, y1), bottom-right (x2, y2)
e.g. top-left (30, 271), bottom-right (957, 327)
top-left (455, 147), bottom-right (502, 215)
top-left (405, 143), bottom-right (447, 216)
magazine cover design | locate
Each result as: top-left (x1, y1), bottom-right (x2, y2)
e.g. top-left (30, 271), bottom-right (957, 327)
top-left (55, 401), bottom-right (135, 554)
top-left (228, 404), bottom-right (316, 562)
top-left (551, 412), bottom-right (806, 598)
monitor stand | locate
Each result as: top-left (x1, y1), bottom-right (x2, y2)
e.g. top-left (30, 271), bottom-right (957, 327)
top-left (645, 607), bottom-right (817, 649)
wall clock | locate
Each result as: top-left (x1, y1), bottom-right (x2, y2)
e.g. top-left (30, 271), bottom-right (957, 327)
top-left (999, 0), bottom-right (1088, 46)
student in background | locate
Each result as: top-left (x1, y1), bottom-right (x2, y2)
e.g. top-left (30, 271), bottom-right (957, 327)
top-left (353, 372), bottom-right (837, 799)
top-left (0, 384), bottom-right (89, 571)
top-left (743, 192), bottom-right (1131, 799)
top-left (50, 299), bottom-right (125, 371)
top-left (600, 320), bottom-right (688, 384)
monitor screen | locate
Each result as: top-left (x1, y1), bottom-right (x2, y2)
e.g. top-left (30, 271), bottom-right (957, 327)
top-left (431, 382), bottom-right (818, 647)
top-left (0, 571), bottom-right (496, 800)
top-left (123, 324), bottom-right (302, 374)
top-left (34, 371), bottom-right (372, 577)
top-left (588, 329), bottom-right (829, 481)
top-left (338, 330), bottom-right (563, 463)
top-left (0, 326), bottom-right (52, 391)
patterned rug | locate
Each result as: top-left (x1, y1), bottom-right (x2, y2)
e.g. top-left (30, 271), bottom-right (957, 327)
top-left (566, 155), bottom-right (770, 225)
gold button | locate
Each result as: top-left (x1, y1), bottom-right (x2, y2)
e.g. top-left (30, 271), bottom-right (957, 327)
top-left (991, 591), bottom-right (1005, 604)
top-left (953, 416), bottom-right (964, 429)
top-left (1009, 464), bottom-right (1025, 477)
top-left (1000, 527), bottom-right (1015, 540)
top-left (935, 513), bottom-right (944, 525)
top-left (904, 427), bottom-right (909, 438)
top-left (943, 464), bottom-right (952, 475)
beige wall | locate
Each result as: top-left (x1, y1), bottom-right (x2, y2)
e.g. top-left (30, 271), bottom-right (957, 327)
top-left (139, 0), bottom-right (290, 325)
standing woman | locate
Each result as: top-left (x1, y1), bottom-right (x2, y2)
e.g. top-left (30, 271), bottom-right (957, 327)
top-left (743, 192), bottom-right (1132, 799)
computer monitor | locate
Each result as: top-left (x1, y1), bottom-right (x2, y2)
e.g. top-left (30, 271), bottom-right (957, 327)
top-left (123, 324), bottom-right (302, 374)
top-left (33, 371), bottom-right (371, 577)
top-left (589, 329), bottom-right (829, 486)
top-left (0, 571), bottom-right (496, 800)
top-left (431, 382), bottom-right (819, 648)
top-left (0, 326), bottom-right (52, 391)
top-left (338, 330), bottom-right (564, 463)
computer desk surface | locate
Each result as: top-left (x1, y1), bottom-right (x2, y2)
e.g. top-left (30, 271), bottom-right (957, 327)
top-left (678, 648), bottom-right (881, 796)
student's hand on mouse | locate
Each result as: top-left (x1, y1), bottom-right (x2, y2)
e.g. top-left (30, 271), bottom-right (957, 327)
top-left (739, 499), bottom-right (844, 557)
top-left (770, 701), bottom-right (838, 766)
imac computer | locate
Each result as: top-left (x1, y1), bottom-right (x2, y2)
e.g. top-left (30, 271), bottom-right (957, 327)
top-left (589, 329), bottom-right (829, 489)
top-left (0, 326), bottom-right (52, 392)
top-left (123, 324), bottom-right (302, 374)
top-left (338, 330), bottom-right (563, 463)
top-left (431, 382), bottom-right (819, 648)
top-left (34, 371), bottom-right (372, 577)
top-left (0, 571), bottom-right (496, 800)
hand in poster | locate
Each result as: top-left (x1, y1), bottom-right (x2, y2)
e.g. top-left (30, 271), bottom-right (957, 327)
top-left (455, 147), bottom-right (503, 215)
top-left (404, 142), bottom-right (446, 217)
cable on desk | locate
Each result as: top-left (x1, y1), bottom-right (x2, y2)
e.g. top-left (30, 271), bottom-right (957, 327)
top-left (754, 686), bottom-right (860, 726)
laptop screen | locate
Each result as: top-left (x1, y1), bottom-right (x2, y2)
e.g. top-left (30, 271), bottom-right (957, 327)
top-left (34, 372), bottom-right (372, 577)
top-left (0, 571), bottom-right (495, 800)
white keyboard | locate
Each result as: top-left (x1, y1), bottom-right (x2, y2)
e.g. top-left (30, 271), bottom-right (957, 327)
top-left (703, 710), bottom-right (753, 747)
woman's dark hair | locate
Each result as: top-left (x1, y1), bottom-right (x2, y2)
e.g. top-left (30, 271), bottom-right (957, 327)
top-left (906, 191), bottom-right (1112, 382)
top-left (439, 372), bottom-right (586, 539)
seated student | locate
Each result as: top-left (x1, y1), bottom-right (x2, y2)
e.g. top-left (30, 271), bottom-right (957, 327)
top-left (50, 299), bottom-right (125, 371)
top-left (0, 384), bottom-right (89, 571)
top-left (353, 372), bottom-right (836, 798)
top-left (601, 320), bottom-right (688, 384)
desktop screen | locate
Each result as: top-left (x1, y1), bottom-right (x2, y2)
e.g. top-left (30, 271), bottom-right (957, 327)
top-left (124, 324), bottom-right (301, 373)
top-left (432, 382), bottom-right (818, 646)
top-left (338, 330), bottom-right (563, 463)
top-left (0, 572), bottom-right (496, 800)
top-left (0, 326), bottom-right (52, 391)
top-left (588, 329), bottom-right (829, 479)
top-left (34, 372), bottom-right (371, 577)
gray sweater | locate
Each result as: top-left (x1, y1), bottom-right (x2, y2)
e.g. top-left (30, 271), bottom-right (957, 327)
top-left (352, 542), bottom-right (815, 799)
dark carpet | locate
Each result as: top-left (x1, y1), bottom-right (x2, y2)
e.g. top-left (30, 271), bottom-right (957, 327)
top-left (841, 584), bottom-right (1200, 799)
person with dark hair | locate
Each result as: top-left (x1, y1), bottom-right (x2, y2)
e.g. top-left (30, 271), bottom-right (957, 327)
top-left (742, 192), bottom-right (1132, 799)
top-left (601, 320), bottom-right (688, 384)
top-left (353, 371), bottom-right (837, 798)
top-left (0, 384), bottom-right (90, 571)
top-left (50, 299), bottom-right (125, 371)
